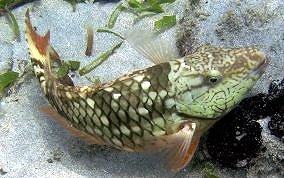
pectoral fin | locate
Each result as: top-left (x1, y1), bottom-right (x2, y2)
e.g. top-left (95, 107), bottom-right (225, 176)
top-left (39, 105), bottom-right (105, 145)
top-left (162, 123), bottom-right (199, 173)
top-left (133, 121), bottom-right (199, 173)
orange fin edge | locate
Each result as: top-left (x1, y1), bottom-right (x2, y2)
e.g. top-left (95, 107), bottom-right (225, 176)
top-left (169, 137), bottom-right (200, 172)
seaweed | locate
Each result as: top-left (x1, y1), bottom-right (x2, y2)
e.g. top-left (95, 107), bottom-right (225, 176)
top-left (0, 71), bottom-right (19, 94)
top-left (107, 2), bottom-right (127, 28)
top-left (0, 0), bottom-right (38, 14)
top-left (0, 167), bottom-right (7, 175)
top-left (4, 7), bottom-right (20, 41)
top-left (106, 0), bottom-right (177, 30)
top-left (64, 0), bottom-right (86, 12)
top-left (203, 162), bottom-right (219, 178)
top-left (85, 25), bottom-right (94, 56)
top-left (154, 14), bottom-right (176, 32)
top-left (85, 75), bottom-right (101, 86)
top-left (57, 60), bottom-right (80, 78)
top-left (96, 28), bottom-right (125, 40)
top-left (79, 41), bottom-right (123, 76)
top-left (0, 1), bottom-right (38, 40)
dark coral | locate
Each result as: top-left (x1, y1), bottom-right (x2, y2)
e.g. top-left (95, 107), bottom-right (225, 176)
top-left (206, 78), bottom-right (284, 168)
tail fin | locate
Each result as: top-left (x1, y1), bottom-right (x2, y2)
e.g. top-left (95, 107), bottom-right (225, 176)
top-left (25, 9), bottom-right (61, 65)
top-left (25, 9), bottom-right (54, 95)
top-left (25, 10), bottom-right (74, 90)
top-left (25, 9), bottom-right (51, 67)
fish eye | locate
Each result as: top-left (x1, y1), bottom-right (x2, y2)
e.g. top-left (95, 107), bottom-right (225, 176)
top-left (209, 77), bottom-right (219, 83)
top-left (207, 70), bottom-right (222, 85)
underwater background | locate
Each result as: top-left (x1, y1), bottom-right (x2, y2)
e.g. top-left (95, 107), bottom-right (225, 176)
top-left (0, 0), bottom-right (283, 177)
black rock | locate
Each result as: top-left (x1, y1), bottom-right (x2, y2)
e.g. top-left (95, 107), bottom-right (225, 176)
top-left (268, 78), bottom-right (284, 101)
top-left (230, 93), bottom-right (268, 121)
top-left (268, 111), bottom-right (284, 140)
top-left (206, 117), bottom-right (262, 167)
top-left (267, 78), bottom-right (284, 139)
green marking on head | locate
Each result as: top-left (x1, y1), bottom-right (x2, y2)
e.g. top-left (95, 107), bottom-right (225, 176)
top-left (169, 45), bottom-right (267, 119)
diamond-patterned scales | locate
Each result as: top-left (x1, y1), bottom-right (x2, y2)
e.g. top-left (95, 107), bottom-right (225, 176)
top-left (49, 62), bottom-right (172, 149)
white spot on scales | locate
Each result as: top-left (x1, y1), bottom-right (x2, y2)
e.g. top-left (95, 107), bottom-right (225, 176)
top-left (79, 92), bottom-right (87, 99)
top-left (141, 81), bottom-right (151, 90)
top-left (65, 92), bottom-right (72, 99)
top-left (159, 90), bottom-right (167, 98)
top-left (149, 91), bottom-right (157, 100)
top-left (101, 115), bottom-right (109, 126)
top-left (113, 93), bottom-right (121, 100)
top-left (133, 75), bottom-right (144, 82)
top-left (104, 87), bottom-right (114, 92)
top-left (86, 98), bottom-right (95, 108)
top-left (138, 107), bottom-right (149, 115)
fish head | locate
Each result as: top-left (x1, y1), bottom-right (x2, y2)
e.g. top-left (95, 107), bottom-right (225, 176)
top-left (173, 46), bottom-right (267, 119)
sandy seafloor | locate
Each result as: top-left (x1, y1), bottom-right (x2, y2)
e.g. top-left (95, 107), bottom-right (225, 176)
top-left (0, 0), bottom-right (283, 177)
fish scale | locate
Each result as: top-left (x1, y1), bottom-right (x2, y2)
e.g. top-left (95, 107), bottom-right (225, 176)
top-left (47, 62), bottom-right (173, 150)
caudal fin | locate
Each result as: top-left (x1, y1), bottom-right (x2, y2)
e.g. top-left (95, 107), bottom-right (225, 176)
top-left (25, 9), bottom-right (55, 95)
top-left (25, 9), bottom-right (74, 93)
top-left (25, 9), bottom-right (51, 67)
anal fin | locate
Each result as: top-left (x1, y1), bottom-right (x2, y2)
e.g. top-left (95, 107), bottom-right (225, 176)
top-left (39, 105), bottom-right (105, 145)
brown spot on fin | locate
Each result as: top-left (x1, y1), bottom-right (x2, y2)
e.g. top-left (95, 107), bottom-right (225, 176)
top-left (39, 105), bottom-right (105, 145)
top-left (126, 30), bottom-right (179, 64)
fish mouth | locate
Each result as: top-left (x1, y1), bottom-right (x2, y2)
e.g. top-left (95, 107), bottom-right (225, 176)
top-left (256, 57), bottom-right (268, 72)
top-left (249, 57), bottom-right (268, 77)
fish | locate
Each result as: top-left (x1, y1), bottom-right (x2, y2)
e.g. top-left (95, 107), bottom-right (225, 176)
top-left (24, 9), bottom-right (267, 173)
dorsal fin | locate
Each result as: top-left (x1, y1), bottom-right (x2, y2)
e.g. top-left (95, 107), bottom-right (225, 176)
top-left (126, 30), bottom-right (179, 64)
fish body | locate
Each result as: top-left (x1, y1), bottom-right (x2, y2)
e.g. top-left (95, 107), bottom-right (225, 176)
top-left (25, 10), bottom-right (267, 172)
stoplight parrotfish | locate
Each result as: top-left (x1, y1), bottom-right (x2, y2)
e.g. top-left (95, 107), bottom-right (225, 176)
top-left (24, 9), bottom-right (267, 173)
